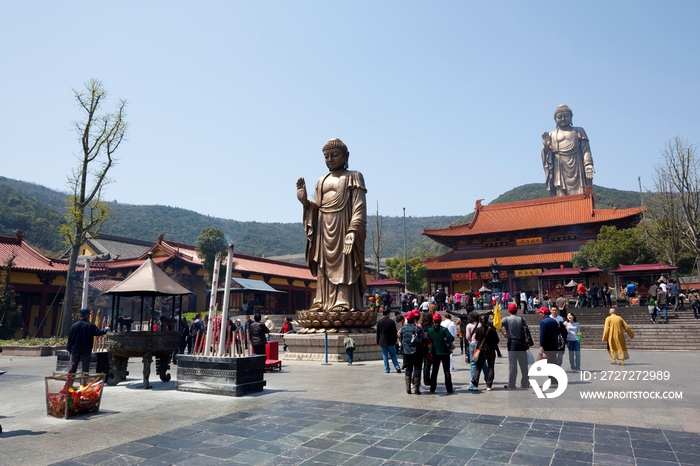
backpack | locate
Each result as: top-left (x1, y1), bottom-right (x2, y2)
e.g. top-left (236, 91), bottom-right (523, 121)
top-left (441, 326), bottom-right (455, 351)
top-left (557, 322), bottom-right (567, 350)
top-left (344, 337), bottom-right (355, 350)
top-left (520, 318), bottom-right (534, 347)
top-left (401, 324), bottom-right (425, 355)
top-left (557, 333), bottom-right (565, 350)
top-left (190, 319), bottom-right (203, 338)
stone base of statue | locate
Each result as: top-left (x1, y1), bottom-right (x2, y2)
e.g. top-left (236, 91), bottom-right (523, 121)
top-left (283, 333), bottom-right (382, 362)
top-left (297, 309), bottom-right (377, 332)
top-left (174, 355), bottom-right (266, 396)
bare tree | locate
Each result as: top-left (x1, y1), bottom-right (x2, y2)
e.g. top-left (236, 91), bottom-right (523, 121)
top-left (368, 201), bottom-right (387, 279)
top-left (59, 79), bottom-right (128, 336)
top-left (646, 177), bottom-right (686, 268)
top-left (652, 137), bottom-right (700, 276)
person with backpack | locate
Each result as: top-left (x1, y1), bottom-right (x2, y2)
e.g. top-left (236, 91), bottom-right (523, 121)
top-left (499, 303), bottom-right (532, 390)
top-left (537, 307), bottom-right (560, 385)
top-left (399, 310), bottom-right (427, 394)
top-left (669, 279), bottom-right (681, 311)
top-left (549, 307), bottom-right (567, 366)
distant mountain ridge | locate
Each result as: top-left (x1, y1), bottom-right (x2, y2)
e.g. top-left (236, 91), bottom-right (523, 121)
top-left (0, 177), bottom-right (647, 259)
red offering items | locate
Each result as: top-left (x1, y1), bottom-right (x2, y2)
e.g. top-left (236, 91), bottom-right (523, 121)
top-left (45, 373), bottom-right (105, 419)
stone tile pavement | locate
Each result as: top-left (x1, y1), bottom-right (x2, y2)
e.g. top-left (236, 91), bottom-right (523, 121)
top-left (2, 348), bottom-right (700, 465)
top-left (53, 399), bottom-right (700, 466)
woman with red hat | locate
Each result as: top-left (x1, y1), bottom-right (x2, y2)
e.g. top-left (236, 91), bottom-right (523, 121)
top-left (398, 310), bottom-right (427, 394)
top-left (427, 313), bottom-right (455, 394)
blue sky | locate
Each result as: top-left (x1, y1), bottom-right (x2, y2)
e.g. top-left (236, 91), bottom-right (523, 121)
top-left (1, 1), bottom-right (698, 224)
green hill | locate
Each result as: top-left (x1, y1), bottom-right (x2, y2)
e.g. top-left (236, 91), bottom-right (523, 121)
top-left (0, 177), bottom-right (461, 258)
top-left (0, 177), bottom-right (650, 260)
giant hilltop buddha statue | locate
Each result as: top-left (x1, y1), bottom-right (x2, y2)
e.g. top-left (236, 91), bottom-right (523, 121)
top-left (541, 105), bottom-right (594, 196)
top-left (296, 138), bottom-right (374, 331)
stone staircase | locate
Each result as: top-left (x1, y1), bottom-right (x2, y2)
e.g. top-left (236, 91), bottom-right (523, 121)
top-left (519, 306), bottom-right (700, 350)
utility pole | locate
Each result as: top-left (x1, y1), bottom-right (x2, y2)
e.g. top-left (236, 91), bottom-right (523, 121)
top-left (638, 176), bottom-right (649, 245)
top-left (403, 207), bottom-right (407, 294)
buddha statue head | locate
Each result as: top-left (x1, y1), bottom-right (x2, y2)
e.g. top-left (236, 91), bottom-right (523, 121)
top-left (322, 138), bottom-right (349, 170)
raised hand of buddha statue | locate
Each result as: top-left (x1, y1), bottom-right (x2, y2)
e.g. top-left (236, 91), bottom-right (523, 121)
top-left (296, 177), bottom-right (309, 207)
top-left (542, 131), bottom-right (551, 147)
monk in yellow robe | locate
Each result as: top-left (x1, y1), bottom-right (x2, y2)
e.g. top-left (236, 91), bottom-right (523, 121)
top-left (296, 138), bottom-right (367, 313)
top-left (602, 308), bottom-right (634, 365)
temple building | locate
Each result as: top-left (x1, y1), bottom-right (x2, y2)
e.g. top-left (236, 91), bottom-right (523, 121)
top-left (0, 231), bottom-right (73, 338)
top-left (89, 235), bottom-right (316, 316)
top-left (422, 187), bottom-right (644, 295)
top-left (0, 232), bottom-right (318, 338)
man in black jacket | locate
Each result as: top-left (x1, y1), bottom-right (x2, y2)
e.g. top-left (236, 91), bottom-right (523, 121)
top-left (67, 308), bottom-right (108, 374)
top-left (248, 313), bottom-right (270, 356)
top-left (435, 288), bottom-right (446, 312)
top-left (538, 307), bottom-right (560, 385)
top-left (376, 309), bottom-right (401, 373)
top-left (381, 290), bottom-right (393, 313)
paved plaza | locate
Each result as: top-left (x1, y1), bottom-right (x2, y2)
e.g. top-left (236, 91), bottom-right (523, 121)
top-left (1, 348), bottom-right (699, 465)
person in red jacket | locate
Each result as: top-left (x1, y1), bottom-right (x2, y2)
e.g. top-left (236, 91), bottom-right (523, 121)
top-left (577, 282), bottom-right (587, 308)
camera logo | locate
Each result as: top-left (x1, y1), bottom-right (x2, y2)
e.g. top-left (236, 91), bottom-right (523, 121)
top-left (528, 359), bottom-right (568, 398)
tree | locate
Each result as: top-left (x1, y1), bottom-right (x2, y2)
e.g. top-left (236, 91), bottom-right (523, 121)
top-left (0, 257), bottom-right (23, 339)
top-left (385, 256), bottom-right (427, 293)
top-left (368, 202), bottom-right (387, 279)
top-left (60, 79), bottom-right (128, 336)
top-left (571, 225), bottom-right (654, 270)
top-left (195, 227), bottom-right (227, 279)
top-left (651, 137), bottom-right (700, 275)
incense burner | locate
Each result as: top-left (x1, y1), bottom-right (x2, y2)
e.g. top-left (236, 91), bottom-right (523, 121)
top-left (105, 331), bottom-right (180, 388)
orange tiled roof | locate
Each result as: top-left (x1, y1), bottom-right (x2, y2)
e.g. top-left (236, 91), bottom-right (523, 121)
top-left (230, 254), bottom-right (315, 281)
top-left (155, 240), bottom-right (312, 280)
top-left (97, 239), bottom-right (314, 281)
top-left (0, 232), bottom-right (72, 273)
top-left (89, 277), bottom-right (124, 293)
top-left (155, 240), bottom-right (313, 280)
top-left (423, 192), bottom-right (643, 238)
top-left (609, 262), bottom-right (678, 273)
top-left (425, 251), bottom-right (575, 271)
top-left (95, 255), bottom-right (170, 270)
top-left (368, 278), bottom-right (404, 286)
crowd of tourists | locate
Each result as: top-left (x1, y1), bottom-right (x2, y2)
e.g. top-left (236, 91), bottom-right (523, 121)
top-left (378, 284), bottom-right (623, 319)
top-left (371, 293), bottom-right (638, 395)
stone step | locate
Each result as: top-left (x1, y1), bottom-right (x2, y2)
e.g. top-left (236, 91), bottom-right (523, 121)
top-left (525, 323), bottom-right (700, 350)
top-left (520, 313), bottom-right (699, 326)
